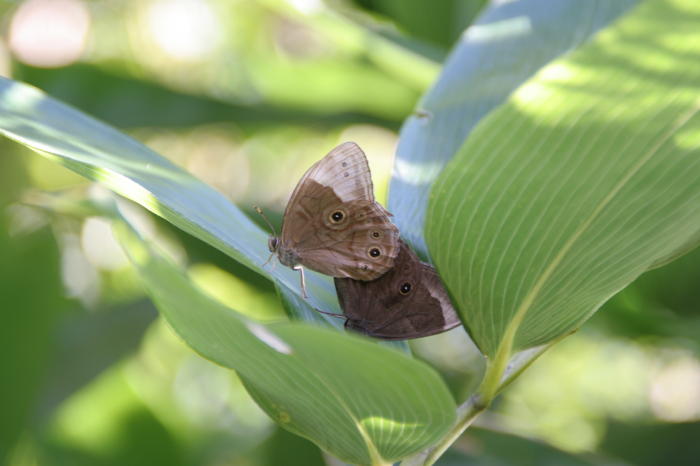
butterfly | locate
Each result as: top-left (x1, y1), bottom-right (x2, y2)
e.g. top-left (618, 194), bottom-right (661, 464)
top-left (265, 142), bottom-right (400, 296)
top-left (334, 240), bottom-right (461, 339)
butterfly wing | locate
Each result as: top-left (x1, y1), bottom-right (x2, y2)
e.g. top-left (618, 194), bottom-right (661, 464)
top-left (280, 142), bottom-right (399, 280)
top-left (334, 241), bottom-right (461, 339)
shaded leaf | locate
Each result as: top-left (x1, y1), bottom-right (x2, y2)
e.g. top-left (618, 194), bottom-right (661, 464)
top-left (436, 427), bottom-right (596, 466)
top-left (601, 419), bottom-right (700, 466)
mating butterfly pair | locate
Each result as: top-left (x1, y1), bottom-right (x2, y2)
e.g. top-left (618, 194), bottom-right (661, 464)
top-left (265, 142), bottom-right (460, 340)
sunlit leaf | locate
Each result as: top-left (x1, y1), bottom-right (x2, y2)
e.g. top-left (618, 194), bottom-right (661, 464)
top-left (0, 76), bottom-right (342, 325)
top-left (115, 219), bottom-right (455, 464)
top-left (389, 0), bottom-right (638, 257)
top-left (426, 0), bottom-right (700, 358)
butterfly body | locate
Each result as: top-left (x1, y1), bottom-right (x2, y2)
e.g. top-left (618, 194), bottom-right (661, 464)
top-left (335, 240), bottom-right (461, 340)
top-left (270, 142), bottom-right (400, 285)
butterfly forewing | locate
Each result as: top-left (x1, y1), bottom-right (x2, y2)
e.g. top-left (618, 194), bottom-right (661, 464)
top-left (276, 142), bottom-right (399, 280)
top-left (302, 141), bottom-right (375, 202)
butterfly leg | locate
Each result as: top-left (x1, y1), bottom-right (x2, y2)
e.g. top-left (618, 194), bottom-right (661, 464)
top-left (293, 265), bottom-right (308, 298)
top-left (261, 251), bottom-right (275, 268)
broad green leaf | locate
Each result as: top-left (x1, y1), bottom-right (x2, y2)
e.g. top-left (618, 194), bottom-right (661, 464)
top-left (389, 0), bottom-right (638, 257)
top-left (250, 425), bottom-right (326, 466)
top-left (0, 77), bottom-right (342, 326)
top-left (115, 219), bottom-right (456, 464)
top-left (426, 0), bottom-right (700, 358)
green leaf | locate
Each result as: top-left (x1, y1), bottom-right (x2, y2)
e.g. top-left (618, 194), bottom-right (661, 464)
top-left (114, 218), bottom-right (456, 464)
top-left (426, 0), bottom-right (700, 359)
top-left (389, 0), bottom-right (638, 257)
top-left (249, 425), bottom-right (326, 466)
top-left (0, 76), bottom-right (342, 325)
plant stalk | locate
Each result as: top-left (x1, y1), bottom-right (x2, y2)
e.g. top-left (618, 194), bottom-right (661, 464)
top-left (423, 394), bottom-right (488, 465)
top-left (402, 339), bottom-right (515, 465)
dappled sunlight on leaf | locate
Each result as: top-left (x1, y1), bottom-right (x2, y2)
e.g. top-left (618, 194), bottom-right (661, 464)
top-left (389, 0), bottom-right (637, 257)
top-left (114, 218), bottom-right (456, 463)
top-left (427, 0), bottom-right (700, 358)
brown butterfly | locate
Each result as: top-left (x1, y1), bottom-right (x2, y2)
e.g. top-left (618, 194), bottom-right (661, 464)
top-left (334, 240), bottom-right (461, 339)
top-left (266, 142), bottom-right (400, 296)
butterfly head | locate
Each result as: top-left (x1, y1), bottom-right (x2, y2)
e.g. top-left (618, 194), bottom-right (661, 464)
top-left (268, 237), bottom-right (299, 267)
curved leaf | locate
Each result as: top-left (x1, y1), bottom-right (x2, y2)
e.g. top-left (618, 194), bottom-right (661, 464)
top-left (0, 77), bottom-right (340, 323)
top-left (426, 0), bottom-right (700, 357)
top-left (115, 219), bottom-right (455, 464)
top-left (389, 0), bottom-right (638, 257)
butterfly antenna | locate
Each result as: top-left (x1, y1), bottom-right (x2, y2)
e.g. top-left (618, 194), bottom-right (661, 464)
top-left (253, 206), bottom-right (278, 268)
top-left (253, 205), bottom-right (277, 236)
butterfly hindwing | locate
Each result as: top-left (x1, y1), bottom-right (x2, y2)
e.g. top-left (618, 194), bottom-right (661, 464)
top-left (334, 241), bottom-right (461, 339)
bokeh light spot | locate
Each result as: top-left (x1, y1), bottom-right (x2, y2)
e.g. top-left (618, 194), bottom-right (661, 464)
top-left (650, 356), bottom-right (700, 422)
top-left (9, 0), bottom-right (90, 68)
top-left (146, 0), bottom-right (222, 61)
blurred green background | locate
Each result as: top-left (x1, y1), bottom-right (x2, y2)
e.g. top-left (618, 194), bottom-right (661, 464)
top-left (1, 0), bottom-right (699, 465)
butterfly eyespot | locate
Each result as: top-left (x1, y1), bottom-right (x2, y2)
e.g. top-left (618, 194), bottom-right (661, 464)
top-left (329, 210), bottom-right (345, 223)
top-left (371, 231), bottom-right (381, 239)
top-left (360, 264), bottom-right (369, 271)
top-left (368, 247), bottom-right (381, 258)
top-left (400, 282), bottom-right (412, 295)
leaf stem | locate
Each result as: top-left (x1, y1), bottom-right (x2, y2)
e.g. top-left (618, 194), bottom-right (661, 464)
top-left (421, 394), bottom-right (488, 465)
top-left (400, 392), bottom-right (490, 466)
top-left (477, 340), bottom-right (513, 404)
top-left (402, 339), bottom-right (514, 465)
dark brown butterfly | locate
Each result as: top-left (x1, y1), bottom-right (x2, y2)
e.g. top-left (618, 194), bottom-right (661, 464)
top-left (334, 240), bottom-right (461, 339)
top-left (267, 142), bottom-right (400, 296)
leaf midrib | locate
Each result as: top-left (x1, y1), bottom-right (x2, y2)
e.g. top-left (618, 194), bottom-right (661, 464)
top-left (302, 357), bottom-right (388, 465)
top-left (498, 100), bottom-right (700, 358)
